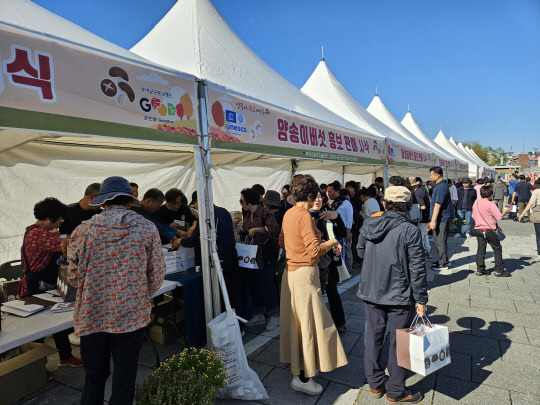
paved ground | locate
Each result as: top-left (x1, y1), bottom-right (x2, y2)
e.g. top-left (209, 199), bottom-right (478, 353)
top-left (15, 219), bottom-right (539, 404)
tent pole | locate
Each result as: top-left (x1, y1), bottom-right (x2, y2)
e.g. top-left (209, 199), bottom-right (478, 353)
top-left (195, 80), bottom-right (215, 349)
top-left (383, 139), bottom-right (389, 187)
top-left (342, 165), bottom-right (345, 186)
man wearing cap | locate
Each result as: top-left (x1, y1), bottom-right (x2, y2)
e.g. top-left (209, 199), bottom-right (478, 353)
top-left (428, 166), bottom-right (453, 271)
top-left (262, 190), bottom-right (285, 227)
top-left (356, 186), bottom-right (427, 403)
top-left (67, 176), bottom-right (166, 405)
top-left (59, 183), bottom-right (102, 235)
top-left (409, 177), bottom-right (431, 259)
top-left (455, 179), bottom-right (476, 238)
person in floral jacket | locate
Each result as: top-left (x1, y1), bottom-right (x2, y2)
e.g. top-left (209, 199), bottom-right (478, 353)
top-left (67, 176), bottom-right (166, 405)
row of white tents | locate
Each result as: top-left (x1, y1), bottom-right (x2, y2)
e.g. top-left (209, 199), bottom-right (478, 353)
top-left (1, 0), bottom-right (494, 298)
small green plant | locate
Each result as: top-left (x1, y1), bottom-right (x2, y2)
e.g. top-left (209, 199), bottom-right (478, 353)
top-left (136, 348), bottom-right (226, 405)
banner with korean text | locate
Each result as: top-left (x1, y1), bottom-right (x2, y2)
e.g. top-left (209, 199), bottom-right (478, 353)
top-left (0, 26), bottom-right (198, 145)
top-left (207, 87), bottom-right (433, 167)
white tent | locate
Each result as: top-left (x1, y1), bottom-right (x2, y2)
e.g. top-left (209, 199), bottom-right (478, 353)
top-left (131, 0), bottom-right (391, 186)
top-left (434, 130), bottom-right (482, 179)
top-left (401, 110), bottom-right (469, 179)
top-left (299, 59), bottom-right (443, 181)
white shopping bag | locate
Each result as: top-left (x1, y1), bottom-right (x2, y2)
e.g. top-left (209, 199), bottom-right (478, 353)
top-left (396, 316), bottom-right (451, 376)
top-left (209, 311), bottom-right (269, 401)
top-left (509, 204), bottom-right (518, 213)
top-left (337, 264), bottom-right (351, 282)
top-left (236, 240), bottom-right (259, 269)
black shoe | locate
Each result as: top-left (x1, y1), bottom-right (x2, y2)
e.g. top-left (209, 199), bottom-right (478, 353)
top-left (494, 270), bottom-right (511, 277)
top-left (386, 390), bottom-right (423, 403)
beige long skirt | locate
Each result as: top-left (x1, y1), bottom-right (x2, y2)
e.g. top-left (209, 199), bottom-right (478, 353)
top-left (279, 264), bottom-right (348, 378)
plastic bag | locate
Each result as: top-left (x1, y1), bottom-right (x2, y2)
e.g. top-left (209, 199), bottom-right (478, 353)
top-left (209, 311), bottom-right (269, 401)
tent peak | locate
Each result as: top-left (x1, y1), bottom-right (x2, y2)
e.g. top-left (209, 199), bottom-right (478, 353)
top-left (321, 45), bottom-right (324, 61)
top-left (375, 86), bottom-right (378, 96)
top-left (407, 104), bottom-right (410, 113)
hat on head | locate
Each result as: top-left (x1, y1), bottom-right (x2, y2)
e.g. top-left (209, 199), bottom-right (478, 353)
top-left (384, 186), bottom-right (411, 203)
top-left (415, 177), bottom-right (422, 183)
top-left (261, 190), bottom-right (281, 207)
top-left (462, 178), bottom-right (472, 184)
top-left (89, 176), bottom-right (135, 206)
top-left (408, 177), bottom-right (420, 187)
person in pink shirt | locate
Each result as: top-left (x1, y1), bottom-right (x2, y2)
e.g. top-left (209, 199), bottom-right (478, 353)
top-left (471, 185), bottom-right (510, 277)
top-left (474, 178), bottom-right (484, 200)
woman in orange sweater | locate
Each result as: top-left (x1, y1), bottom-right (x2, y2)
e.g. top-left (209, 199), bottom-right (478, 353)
top-left (279, 174), bottom-right (348, 395)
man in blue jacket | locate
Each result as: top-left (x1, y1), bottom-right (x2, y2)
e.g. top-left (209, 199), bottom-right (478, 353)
top-left (357, 186), bottom-right (427, 404)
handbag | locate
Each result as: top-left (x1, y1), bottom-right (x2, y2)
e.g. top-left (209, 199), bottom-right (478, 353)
top-left (476, 201), bottom-right (505, 241)
top-left (531, 201), bottom-right (540, 224)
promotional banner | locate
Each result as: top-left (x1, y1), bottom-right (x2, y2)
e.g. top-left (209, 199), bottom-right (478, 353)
top-left (434, 156), bottom-right (457, 171)
top-left (207, 88), bottom-right (433, 167)
top-left (0, 27), bottom-right (198, 145)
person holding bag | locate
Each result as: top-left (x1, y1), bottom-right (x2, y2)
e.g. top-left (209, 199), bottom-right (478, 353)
top-left (311, 191), bottom-right (347, 332)
top-left (518, 177), bottom-right (540, 262)
top-left (235, 188), bottom-right (281, 331)
top-left (471, 185), bottom-right (510, 277)
top-left (279, 174), bottom-right (347, 395)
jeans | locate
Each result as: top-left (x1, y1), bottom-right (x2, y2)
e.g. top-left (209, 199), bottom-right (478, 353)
top-left (432, 221), bottom-right (450, 266)
top-left (80, 328), bottom-right (144, 405)
top-left (472, 229), bottom-right (505, 273)
top-left (456, 209), bottom-right (472, 235)
top-left (364, 301), bottom-right (416, 399)
top-left (534, 223), bottom-right (540, 255)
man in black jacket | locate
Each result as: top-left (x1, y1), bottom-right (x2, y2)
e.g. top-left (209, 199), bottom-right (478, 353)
top-left (455, 178), bottom-right (476, 238)
top-left (356, 186), bottom-right (427, 404)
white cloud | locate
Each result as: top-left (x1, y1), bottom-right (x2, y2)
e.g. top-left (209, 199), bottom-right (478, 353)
top-left (136, 72), bottom-right (169, 85)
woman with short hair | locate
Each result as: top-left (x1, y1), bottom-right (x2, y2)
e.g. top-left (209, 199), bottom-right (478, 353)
top-left (471, 186), bottom-right (510, 277)
top-left (279, 174), bottom-right (347, 395)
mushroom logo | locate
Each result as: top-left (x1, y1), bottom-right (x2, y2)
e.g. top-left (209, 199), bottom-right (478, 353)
top-left (100, 67), bottom-right (135, 107)
top-left (247, 121), bottom-right (263, 143)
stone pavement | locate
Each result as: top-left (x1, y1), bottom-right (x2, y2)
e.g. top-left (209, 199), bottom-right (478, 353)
top-left (15, 219), bottom-right (539, 404)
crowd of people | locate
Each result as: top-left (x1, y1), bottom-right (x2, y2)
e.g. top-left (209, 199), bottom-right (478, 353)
top-left (15, 167), bottom-right (540, 403)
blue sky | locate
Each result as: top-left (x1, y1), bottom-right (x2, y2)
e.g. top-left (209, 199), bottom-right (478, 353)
top-left (33, 0), bottom-right (540, 153)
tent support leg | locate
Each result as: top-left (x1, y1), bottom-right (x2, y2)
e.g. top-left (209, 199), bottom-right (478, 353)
top-left (383, 139), bottom-right (389, 188)
top-left (195, 80), bottom-right (218, 350)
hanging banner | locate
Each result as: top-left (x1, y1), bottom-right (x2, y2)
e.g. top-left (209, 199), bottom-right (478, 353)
top-left (433, 156), bottom-right (457, 170)
top-left (207, 88), bottom-right (432, 166)
top-left (457, 162), bottom-right (469, 172)
top-left (0, 27), bottom-right (198, 144)
top-left (388, 141), bottom-right (434, 168)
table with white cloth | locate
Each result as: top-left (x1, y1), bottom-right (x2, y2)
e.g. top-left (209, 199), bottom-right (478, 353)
top-left (0, 279), bottom-right (179, 354)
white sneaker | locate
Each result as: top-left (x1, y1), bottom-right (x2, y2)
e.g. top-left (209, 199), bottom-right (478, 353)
top-left (245, 315), bottom-right (265, 327)
top-left (290, 375), bottom-right (323, 395)
top-left (534, 256), bottom-right (540, 262)
top-left (266, 316), bottom-right (279, 331)
top-left (465, 234), bottom-right (471, 238)
top-left (68, 333), bottom-right (80, 346)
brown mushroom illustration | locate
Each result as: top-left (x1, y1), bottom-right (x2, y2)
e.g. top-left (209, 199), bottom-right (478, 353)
top-left (109, 66), bottom-right (129, 82)
top-left (118, 82), bottom-right (135, 102)
top-left (100, 79), bottom-right (117, 97)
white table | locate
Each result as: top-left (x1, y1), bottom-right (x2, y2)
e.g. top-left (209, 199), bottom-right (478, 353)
top-left (0, 280), bottom-right (179, 354)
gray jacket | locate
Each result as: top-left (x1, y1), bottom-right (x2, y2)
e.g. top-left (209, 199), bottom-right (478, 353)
top-left (356, 211), bottom-right (428, 305)
top-left (493, 182), bottom-right (507, 200)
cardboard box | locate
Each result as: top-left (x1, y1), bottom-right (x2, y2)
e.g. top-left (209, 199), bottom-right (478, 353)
top-left (0, 342), bottom-right (57, 405)
top-left (56, 261), bottom-right (77, 302)
top-left (164, 247), bottom-right (195, 274)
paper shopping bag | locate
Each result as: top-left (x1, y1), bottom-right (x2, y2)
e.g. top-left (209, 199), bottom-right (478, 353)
top-left (236, 242), bottom-right (259, 269)
top-left (396, 322), bottom-right (451, 376)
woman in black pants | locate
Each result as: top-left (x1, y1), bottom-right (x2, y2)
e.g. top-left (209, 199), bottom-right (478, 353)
top-left (471, 186), bottom-right (510, 277)
top-left (311, 192), bottom-right (347, 332)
